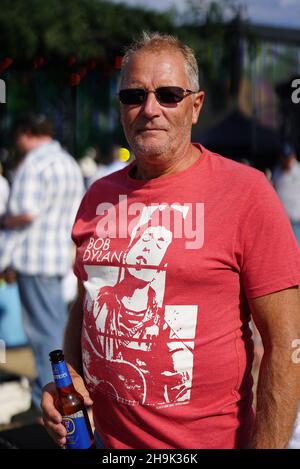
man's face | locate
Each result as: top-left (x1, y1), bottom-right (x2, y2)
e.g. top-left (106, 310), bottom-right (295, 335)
top-left (120, 49), bottom-right (204, 160)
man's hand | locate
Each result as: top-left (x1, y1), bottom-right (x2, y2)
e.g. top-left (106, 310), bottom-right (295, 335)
top-left (41, 373), bottom-right (93, 448)
top-left (3, 213), bottom-right (34, 229)
top-left (42, 281), bottom-right (89, 447)
top-left (0, 267), bottom-right (16, 284)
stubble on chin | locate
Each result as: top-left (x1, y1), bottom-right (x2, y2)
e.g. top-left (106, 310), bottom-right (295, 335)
top-left (131, 135), bottom-right (173, 159)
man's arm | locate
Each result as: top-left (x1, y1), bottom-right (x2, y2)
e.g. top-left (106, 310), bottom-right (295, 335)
top-left (249, 286), bottom-right (300, 448)
top-left (63, 281), bottom-right (92, 401)
top-left (63, 282), bottom-right (86, 381)
top-left (2, 213), bottom-right (34, 229)
top-left (41, 281), bottom-right (92, 447)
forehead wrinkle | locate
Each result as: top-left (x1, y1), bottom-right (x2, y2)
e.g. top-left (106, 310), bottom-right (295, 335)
top-left (121, 51), bottom-right (190, 90)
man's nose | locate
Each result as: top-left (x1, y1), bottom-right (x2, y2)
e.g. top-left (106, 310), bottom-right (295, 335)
top-left (141, 91), bottom-right (161, 118)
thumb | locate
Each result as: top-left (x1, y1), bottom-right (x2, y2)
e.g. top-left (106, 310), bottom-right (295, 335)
top-left (83, 394), bottom-right (93, 407)
top-left (72, 375), bottom-right (93, 406)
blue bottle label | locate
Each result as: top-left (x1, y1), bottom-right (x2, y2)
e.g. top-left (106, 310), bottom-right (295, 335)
top-left (63, 411), bottom-right (91, 449)
top-left (52, 361), bottom-right (72, 389)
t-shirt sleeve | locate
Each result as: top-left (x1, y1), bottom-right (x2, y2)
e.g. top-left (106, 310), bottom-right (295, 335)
top-left (236, 172), bottom-right (300, 299)
top-left (71, 190), bottom-right (89, 281)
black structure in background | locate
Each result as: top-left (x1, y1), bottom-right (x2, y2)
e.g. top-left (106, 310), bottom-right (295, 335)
top-left (194, 109), bottom-right (281, 171)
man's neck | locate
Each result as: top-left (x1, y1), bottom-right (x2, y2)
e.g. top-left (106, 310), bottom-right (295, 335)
top-left (28, 136), bottom-right (53, 153)
top-left (133, 143), bottom-right (201, 181)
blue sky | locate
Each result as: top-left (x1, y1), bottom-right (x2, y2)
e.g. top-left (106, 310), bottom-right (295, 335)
top-left (113, 0), bottom-right (300, 28)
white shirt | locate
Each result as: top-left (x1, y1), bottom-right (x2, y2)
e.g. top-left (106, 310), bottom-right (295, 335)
top-left (0, 174), bottom-right (9, 216)
top-left (0, 140), bottom-right (84, 275)
top-left (272, 159), bottom-right (300, 222)
top-left (88, 161), bottom-right (128, 186)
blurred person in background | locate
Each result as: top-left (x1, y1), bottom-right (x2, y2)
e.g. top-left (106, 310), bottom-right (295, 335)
top-left (0, 162), bottom-right (9, 216)
top-left (272, 143), bottom-right (300, 245)
top-left (41, 33), bottom-right (300, 449)
top-left (78, 145), bottom-right (99, 189)
top-left (0, 159), bottom-right (28, 352)
top-left (0, 113), bottom-right (84, 418)
top-left (88, 144), bottom-right (129, 186)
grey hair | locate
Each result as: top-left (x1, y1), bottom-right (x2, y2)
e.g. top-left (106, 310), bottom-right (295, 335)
top-left (119, 31), bottom-right (199, 91)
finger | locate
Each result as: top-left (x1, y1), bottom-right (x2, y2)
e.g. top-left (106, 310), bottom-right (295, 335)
top-left (49, 430), bottom-right (66, 448)
top-left (83, 395), bottom-right (93, 406)
top-left (40, 382), bottom-right (57, 410)
top-left (44, 420), bottom-right (67, 438)
top-left (41, 387), bottom-right (62, 423)
top-left (42, 402), bottom-right (62, 424)
top-left (44, 420), bottom-right (67, 446)
top-left (72, 377), bottom-right (93, 406)
top-left (57, 437), bottom-right (66, 448)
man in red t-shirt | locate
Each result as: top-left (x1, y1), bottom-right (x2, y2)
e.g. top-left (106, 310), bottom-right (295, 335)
top-left (41, 32), bottom-right (300, 449)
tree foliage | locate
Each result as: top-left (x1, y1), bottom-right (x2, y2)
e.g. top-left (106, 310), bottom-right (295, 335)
top-left (0, 0), bottom-right (176, 61)
top-left (0, 0), bottom-right (252, 107)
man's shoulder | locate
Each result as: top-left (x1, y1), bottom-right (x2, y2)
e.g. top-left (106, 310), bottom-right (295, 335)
top-left (22, 140), bottom-right (58, 168)
top-left (204, 147), bottom-right (265, 184)
top-left (26, 141), bottom-right (80, 173)
top-left (88, 163), bottom-right (130, 190)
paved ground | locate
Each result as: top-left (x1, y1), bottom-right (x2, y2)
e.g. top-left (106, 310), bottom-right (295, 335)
top-left (0, 346), bottom-right (36, 379)
top-left (0, 346), bottom-right (36, 429)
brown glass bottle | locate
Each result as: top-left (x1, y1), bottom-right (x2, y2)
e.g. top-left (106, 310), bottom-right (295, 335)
top-left (49, 349), bottom-right (95, 449)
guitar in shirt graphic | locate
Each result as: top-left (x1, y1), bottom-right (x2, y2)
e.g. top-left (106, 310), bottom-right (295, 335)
top-left (83, 204), bottom-right (198, 407)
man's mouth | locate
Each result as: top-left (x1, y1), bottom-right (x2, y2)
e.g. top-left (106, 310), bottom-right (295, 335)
top-left (137, 128), bottom-right (166, 133)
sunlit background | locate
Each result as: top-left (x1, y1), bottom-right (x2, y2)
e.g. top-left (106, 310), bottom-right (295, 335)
top-left (1, 0), bottom-right (300, 171)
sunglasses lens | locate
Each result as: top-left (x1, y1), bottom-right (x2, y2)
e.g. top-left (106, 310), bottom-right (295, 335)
top-left (119, 87), bottom-right (187, 105)
top-left (156, 87), bottom-right (185, 103)
top-left (119, 89), bottom-right (145, 104)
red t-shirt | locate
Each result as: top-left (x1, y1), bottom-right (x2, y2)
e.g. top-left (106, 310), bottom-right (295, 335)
top-left (72, 144), bottom-right (300, 449)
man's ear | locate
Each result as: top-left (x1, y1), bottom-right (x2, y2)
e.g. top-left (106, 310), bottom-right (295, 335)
top-left (192, 91), bottom-right (205, 125)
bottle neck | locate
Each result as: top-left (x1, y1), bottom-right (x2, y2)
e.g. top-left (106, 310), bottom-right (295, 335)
top-left (51, 359), bottom-right (74, 390)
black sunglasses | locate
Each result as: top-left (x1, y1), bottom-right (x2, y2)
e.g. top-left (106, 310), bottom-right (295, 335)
top-left (118, 86), bottom-right (199, 105)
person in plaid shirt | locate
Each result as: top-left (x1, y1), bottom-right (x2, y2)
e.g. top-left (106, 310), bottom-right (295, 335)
top-left (0, 113), bottom-right (84, 414)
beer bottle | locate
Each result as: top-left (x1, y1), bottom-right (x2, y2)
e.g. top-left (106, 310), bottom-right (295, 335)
top-left (49, 349), bottom-right (95, 449)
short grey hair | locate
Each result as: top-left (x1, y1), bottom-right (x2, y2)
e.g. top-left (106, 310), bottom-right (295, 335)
top-left (120, 31), bottom-right (199, 91)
